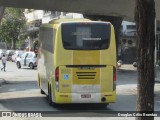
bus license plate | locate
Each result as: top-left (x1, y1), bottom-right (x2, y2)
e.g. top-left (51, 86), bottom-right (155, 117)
top-left (81, 94), bottom-right (91, 98)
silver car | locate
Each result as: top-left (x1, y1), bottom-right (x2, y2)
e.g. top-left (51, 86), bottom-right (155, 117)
top-left (16, 52), bottom-right (37, 69)
top-left (11, 50), bottom-right (24, 62)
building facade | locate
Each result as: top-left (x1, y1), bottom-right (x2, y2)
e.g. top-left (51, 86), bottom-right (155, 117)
top-left (119, 21), bottom-right (137, 64)
top-left (23, 10), bottom-right (83, 51)
top-left (24, 10), bottom-right (160, 65)
top-left (119, 21), bottom-right (160, 64)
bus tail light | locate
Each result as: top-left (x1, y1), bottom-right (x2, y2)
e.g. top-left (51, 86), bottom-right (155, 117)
top-left (55, 67), bottom-right (59, 81)
top-left (55, 67), bottom-right (59, 91)
top-left (113, 67), bottom-right (116, 90)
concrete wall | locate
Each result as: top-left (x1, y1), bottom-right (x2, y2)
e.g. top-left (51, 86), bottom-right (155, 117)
top-left (0, 0), bottom-right (160, 24)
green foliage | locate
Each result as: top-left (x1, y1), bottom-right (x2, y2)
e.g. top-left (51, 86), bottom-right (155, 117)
top-left (0, 7), bottom-right (26, 49)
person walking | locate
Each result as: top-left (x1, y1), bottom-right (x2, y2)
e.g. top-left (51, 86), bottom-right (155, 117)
top-left (1, 54), bottom-right (6, 72)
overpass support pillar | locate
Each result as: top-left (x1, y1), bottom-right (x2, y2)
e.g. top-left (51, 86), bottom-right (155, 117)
top-left (107, 16), bottom-right (123, 60)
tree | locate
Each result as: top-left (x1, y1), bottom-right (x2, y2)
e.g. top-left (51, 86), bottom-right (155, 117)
top-left (0, 8), bottom-right (25, 49)
top-left (135, 0), bottom-right (155, 120)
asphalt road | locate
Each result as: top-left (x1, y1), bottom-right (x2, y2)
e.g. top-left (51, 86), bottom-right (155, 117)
top-left (0, 61), bottom-right (160, 119)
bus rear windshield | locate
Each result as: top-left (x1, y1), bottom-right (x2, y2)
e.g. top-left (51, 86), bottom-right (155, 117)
top-left (61, 22), bottom-right (111, 50)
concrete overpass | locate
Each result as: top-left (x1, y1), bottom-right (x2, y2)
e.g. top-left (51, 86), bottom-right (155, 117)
top-left (0, 0), bottom-right (160, 22)
top-left (0, 0), bottom-right (159, 62)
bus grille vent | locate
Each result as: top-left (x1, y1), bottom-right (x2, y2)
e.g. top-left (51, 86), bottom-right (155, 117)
top-left (76, 72), bottom-right (96, 79)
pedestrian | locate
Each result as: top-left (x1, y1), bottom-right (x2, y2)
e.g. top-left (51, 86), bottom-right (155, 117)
top-left (1, 54), bottom-right (6, 72)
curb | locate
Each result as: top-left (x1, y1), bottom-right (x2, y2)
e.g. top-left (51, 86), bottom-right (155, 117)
top-left (0, 79), bottom-right (5, 86)
top-left (155, 78), bottom-right (160, 83)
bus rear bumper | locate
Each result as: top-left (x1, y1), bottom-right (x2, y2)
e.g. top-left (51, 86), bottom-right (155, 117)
top-left (54, 91), bottom-right (116, 104)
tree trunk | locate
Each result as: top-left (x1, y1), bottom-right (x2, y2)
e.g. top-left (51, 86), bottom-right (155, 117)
top-left (13, 39), bottom-right (16, 50)
top-left (135, 0), bottom-right (155, 120)
top-left (11, 39), bottom-right (16, 50)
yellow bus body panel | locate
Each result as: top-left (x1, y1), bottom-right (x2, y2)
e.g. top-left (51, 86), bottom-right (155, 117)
top-left (38, 18), bottom-right (116, 104)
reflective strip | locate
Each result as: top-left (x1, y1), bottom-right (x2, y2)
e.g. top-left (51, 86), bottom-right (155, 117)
top-left (72, 85), bottom-right (101, 93)
top-left (72, 93), bottom-right (101, 103)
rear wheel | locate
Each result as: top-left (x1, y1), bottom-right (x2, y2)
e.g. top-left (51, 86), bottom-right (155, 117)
top-left (29, 63), bottom-right (34, 69)
top-left (17, 62), bottom-right (21, 69)
top-left (40, 89), bottom-right (45, 94)
top-left (48, 85), bottom-right (58, 107)
top-left (48, 86), bottom-right (53, 105)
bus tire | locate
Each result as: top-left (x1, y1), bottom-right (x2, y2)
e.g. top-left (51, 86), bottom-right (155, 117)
top-left (41, 89), bottom-right (45, 94)
top-left (48, 86), bottom-right (53, 106)
top-left (52, 101), bottom-right (58, 107)
top-left (48, 86), bottom-right (58, 107)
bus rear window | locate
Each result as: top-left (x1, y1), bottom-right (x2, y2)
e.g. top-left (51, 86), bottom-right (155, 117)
top-left (61, 22), bottom-right (111, 50)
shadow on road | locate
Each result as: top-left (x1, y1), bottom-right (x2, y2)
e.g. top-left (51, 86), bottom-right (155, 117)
top-left (116, 70), bottom-right (137, 86)
top-left (19, 67), bottom-right (37, 70)
top-left (0, 80), bottom-right (38, 93)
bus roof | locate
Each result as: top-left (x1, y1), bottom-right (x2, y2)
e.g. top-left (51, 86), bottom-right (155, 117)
top-left (40, 18), bottom-right (112, 28)
top-left (49, 18), bottom-right (91, 24)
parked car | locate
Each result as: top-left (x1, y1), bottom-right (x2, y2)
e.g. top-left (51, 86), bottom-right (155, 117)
top-left (5, 50), bottom-right (15, 61)
top-left (16, 52), bottom-right (37, 69)
top-left (11, 50), bottom-right (24, 62)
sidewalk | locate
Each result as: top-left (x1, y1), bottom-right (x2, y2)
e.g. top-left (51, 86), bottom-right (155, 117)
top-left (118, 64), bottom-right (160, 83)
top-left (117, 64), bottom-right (137, 71)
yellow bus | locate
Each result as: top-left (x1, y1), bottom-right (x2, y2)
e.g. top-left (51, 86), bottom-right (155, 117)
top-left (38, 18), bottom-right (116, 106)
